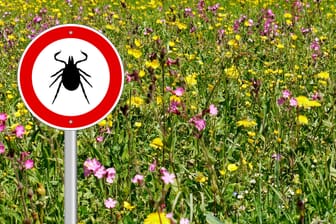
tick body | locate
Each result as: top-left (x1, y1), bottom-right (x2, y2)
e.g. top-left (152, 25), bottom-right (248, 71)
top-left (49, 51), bottom-right (92, 104)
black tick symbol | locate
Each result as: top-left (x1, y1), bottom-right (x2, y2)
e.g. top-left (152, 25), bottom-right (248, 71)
top-left (49, 51), bottom-right (92, 104)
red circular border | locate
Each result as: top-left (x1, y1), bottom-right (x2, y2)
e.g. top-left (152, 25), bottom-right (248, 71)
top-left (18, 25), bottom-right (124, 130)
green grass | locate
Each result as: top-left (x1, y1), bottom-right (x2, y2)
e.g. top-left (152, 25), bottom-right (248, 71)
top-left (1, 0), bottom-right (336, 223)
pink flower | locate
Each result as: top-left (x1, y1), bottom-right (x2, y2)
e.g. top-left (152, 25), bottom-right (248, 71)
top-left (282, 90), bottom-right (291, 99)
top-left (189, 116), bottom-right (206, 131)
top-left (312, 92), bottom-right (321, 100)
top-left (94, 166), bottom-right (106, 179)
top-left (104, 198), bottom-right (117, 209)
top-left (209, 104), bottom-right (218, 116)
top-left (172, 87), bottom-right (184, 96)
top-left (131, 174), bottom-right (144, 185)
top-left (289, 97), bottom-right (298, 107)
top-left (160, 167), bottom-right (168, 175)
top-left (24, 159), bottom-right (34, 169)
top-left (168, 100), bottom-right (181, 115)
top-left (310, 38), bottom-right (320, 51)
top-left (277, 97), bottom-right (286, 106)
top-left (0, 142), bottom-right (5, 154)
top-left (161, 170), bottom-right (175, 185)
top-left (96, 136), bottom-right (104, 142)
top-left (166, 86), bottom-right (185, 97)
top-left (84, 158), bottom-right (102, 177)
top-left (15, 125), bottom-right (25, 138)
top-left (106, 167), bottom-right (116, 183)
top-left (0, 113), bottom-right (7, 121)
top-left (33, 16), bottom-right (42, 23)
top-left (180, 218), bottom-right (190, 224)
top-left (149, 160), bottom-right (157, 172)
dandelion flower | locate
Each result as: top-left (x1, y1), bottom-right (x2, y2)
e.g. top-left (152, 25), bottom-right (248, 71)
top-left (225, 65), bottom-right (239, 78)
top-left (144, 212), bottom-right (170, 224)
top-left (316, 71), bottom-right (329, 80)
top-left (236, 119), bottom-right (257, 128)
top-left (298, 115), bottom-right (308, 125)
top-left (227, 163), bottom-right (238, 172)
top-left (123, 201), bottom-right (136, 211)
top-left (195, 172), bottom-right (207, 183)
top-left (150, 137), bottom-right (164, 149)
top-left (185, 73), bottom-right (197, 86)
top-left (129, 96), bottom-right (144, 107)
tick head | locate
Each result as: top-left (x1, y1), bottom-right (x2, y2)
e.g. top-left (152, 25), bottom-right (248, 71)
top-left (68, 56), bottom-right (75, 65)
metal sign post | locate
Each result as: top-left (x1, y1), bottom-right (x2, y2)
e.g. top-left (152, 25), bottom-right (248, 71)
top-left (64, 130), bottom-right (77, 224)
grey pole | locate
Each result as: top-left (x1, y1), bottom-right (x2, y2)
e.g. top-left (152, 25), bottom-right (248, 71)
top-left (64, 130), bottom-right (77, 224)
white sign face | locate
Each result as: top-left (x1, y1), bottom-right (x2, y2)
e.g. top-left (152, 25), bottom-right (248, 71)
top-left (18, 24), bottom-right (124, 130)
top-left (32, 38), bottom-right (110, 116)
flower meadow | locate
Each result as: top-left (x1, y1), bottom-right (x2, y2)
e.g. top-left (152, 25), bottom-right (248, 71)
top-left (1, 0), bottom-right (336, 223)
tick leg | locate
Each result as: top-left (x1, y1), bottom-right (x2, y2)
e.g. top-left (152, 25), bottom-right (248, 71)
top-left (79, 71), bottom-right (93, 88)
top-left (52, 81), bottom-right (63, 104)
top-left (54, 51), bottom-right (67, 65)
top-left (79, 81), bottom-right (90, 104)
top-left (75, 51), bottom-right (88, 65)
top-left (78, 68), bottom-right (91, 77)
top-left (50, 68), bottom-right (64, 78)
top-left (49, 74), bottom-right (62, 88)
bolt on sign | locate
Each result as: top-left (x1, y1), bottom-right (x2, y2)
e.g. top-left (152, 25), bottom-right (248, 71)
top-left (18, 24), bottom-right (124, 130)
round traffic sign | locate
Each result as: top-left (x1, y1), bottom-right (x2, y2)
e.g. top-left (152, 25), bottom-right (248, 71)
top-left (18, 24), bottom-right (124, 130)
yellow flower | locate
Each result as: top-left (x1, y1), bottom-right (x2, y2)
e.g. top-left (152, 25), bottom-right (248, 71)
top-left (105, 24), bottom-right (116, 30)
top-left (296, 96), bottom-right (321, 108)
top-left (168, 41), bottom-right (175, 47)
top-left (247, 131), bottom-right (256, 137)
top-left (150, 137), bottom-right (163, 149)
top-left (298, 115), bottom-right (308, 125)
top-left (134, 39), bottom-right (141, 47)
top-left (145, 59), bottom-right (160, 69)
top-left (291, 34), bottom-right (298, 40)
top-left (176, 21), bottom-right (187, 30)
top-left (139, 70), bottom-right (145, 78)
top-left (284, 13), bottom-right (292, 19)
top-left (123, 201), bottom-right (136, 211)
top-left (129, 96), bottom-right (144, 107)
top-left (236, 119), bottom-right (257, 128)
top-left (185, 73), bottom-right (197, 86)
top-left (296, 188), bottom-right (302, 195)
top-left (144, 212), bottom-right (170, 224)
top-left (98, 119), bottom-right (107, 127)
top-left (227, 163), bottom-right (238, 172)
top-left (277, 43), bottom-right (284, 49)
top-left (170, 95), bottom-right (181, 103)
top-left (195, 172), bottom-right (207, 183)
top-left (127, 48), bottom-right (142, 59)
top-left (316, 71), bottom-right (329, 80)
top-left (228, 39), bottom-right (238, 48)
top-left (225, 66), bottom-right (239, 79)
top-left (156, 96), bottom-right (162, 105)
top-left (134, 122), bottom-right (142, 128)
